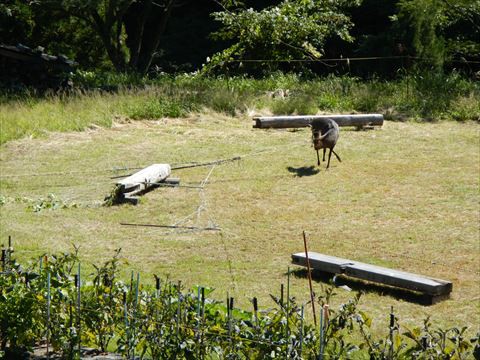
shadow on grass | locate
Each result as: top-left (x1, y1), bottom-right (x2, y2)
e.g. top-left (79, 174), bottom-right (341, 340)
top-left (289, 268), bottom-right (440, 306)
top-left (287, 166), bottom-right (320, 177)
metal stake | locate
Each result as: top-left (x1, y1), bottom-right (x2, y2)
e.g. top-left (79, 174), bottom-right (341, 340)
top-left (389, 306), bottom-right (395, 359)
top-left (299, 305), bottom-right (304, 359)
top-left (318, 305), bottom-right (324, 360)
top-left (286, 267), bottom-right (291, 359)
top-left (76, 263), bottom-right (81, 357)
top-left (46, 272), bottom-right (51, 360)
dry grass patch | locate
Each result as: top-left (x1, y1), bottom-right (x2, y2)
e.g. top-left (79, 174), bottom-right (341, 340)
top-left (0, 116), bottom-right (479, 336)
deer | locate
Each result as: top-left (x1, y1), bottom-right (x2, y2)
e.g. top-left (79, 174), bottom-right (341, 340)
top-left (310, 118), bottom-right (342, 169)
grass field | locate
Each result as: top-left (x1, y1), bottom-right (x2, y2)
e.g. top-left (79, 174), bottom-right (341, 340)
top-left (0, 113), bottom-right (479, 337)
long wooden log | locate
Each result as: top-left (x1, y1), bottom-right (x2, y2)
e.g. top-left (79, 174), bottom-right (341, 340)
top-left (253, 114), bottom-right (384, 129)
top-left (292, 252), bottom-right (452, 298)
top-left (117, 164), bottom-right (171, 193)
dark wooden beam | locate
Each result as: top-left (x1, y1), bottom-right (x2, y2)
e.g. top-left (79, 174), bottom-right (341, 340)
top-left (291, 252), bottom-right (452, 299)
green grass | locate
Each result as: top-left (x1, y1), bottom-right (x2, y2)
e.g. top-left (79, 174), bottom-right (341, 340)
top-left (0, 114), bottom-right (478, 337)
top-left (1, 73), bottom-right (478, 144)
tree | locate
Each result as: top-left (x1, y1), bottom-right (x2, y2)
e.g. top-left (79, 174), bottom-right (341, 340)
top-left (204, 0), bottom-right (361, 74)
top-left (395, 0), bottom-right (480, 70)
top-left (36, 0), bottom-right (180, 73)
top-left (0, 1), bottom-right (34, 45)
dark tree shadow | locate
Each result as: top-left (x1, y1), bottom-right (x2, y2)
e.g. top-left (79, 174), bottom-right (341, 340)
top-left (287, 166), bottom-right (320, 177)
top-left (289, 268), bottom-right (445, 306)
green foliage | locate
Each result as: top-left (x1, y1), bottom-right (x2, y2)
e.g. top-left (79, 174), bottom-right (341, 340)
top-left (0, 1), bottom-right (34, 44)
top-left (395, 0), bottom-right (480, 70)
top-left (0, 259), bottom-right (41, 351)
top-left (82, 249), bottom-right (124, 352)
top-left (396, 0), bottom-right (446, 69)
top-left (126, 97), bottom-right (197, 120)
top-left (0, 248), bottom-right (478, 358)
top-left (206, 0), bottom-right (361, 75)
top-left (28, 193), bottom-right (78, 213)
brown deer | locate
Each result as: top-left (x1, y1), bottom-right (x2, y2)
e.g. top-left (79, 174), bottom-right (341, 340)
top-left (310, 118), bottom-right (341, 169)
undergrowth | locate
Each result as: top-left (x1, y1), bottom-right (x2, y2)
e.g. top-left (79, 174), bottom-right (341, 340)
top-left (0, 71), bottom-right (478, 145)
top-left (1, 247), bottom-right (479, 359)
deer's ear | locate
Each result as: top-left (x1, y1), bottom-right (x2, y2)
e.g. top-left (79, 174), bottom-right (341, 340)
top-left (307, 124), bottom-right (312, 128)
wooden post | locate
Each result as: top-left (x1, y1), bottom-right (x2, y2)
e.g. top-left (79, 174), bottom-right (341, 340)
top-left (253, 114), bottom-right (384, 129)
top-left (303, 231), bottom-right (317, 326)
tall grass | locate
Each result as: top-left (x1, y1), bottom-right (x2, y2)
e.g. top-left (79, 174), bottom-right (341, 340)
top-left (1, 71), bottom-right (478, 144)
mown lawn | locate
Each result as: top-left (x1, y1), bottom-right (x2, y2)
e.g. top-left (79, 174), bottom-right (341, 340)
top-left (0, 113), bottom-right (478, 336)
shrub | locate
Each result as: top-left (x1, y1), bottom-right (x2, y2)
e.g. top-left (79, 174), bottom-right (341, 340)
top-left (1, 246), bottom-right (478, 359)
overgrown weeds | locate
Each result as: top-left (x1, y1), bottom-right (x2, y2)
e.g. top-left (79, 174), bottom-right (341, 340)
top-left (1, 71), bottom-right (478, 144)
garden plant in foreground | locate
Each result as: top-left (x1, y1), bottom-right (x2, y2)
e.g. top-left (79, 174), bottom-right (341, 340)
top-left (1, 246), bottom-right (478, 359)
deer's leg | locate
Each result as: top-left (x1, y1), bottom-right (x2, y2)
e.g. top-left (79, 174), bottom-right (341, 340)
top-left (316, 149), bottom-right (320, 166)
top-left (323, 148), bottom-right (326, 162)
top-left (332, 150), bottom-right (342, 162)
top-left (326, 148), bottom-right (332, 169)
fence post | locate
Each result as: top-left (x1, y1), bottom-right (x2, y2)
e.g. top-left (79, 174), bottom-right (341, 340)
top-left (280, 283), bottom-right (284, 307)
top-left (201, 287), bottom-right (206, 359)
top-left (176, 281), bottom-right (182, 338)
top-left (389, 306), bottom-right (395, 359)
top-left (253, 297), bottom-right (259, 330)
top-left (68, 301), bottom-right (73, 360)
top-left (123, 291), bottom-right (129, 359)
top-left (318, 305), bottom-right (324, 360)
top-left (286, 267), bottom-right (290, 359)
top-left (228, 296), bottom-right (234, 353)
top-left (6, 236), bottom-right (12, 271)
top-left (1, 249), bottom-right (5, 272)
top-left (299, 305), bottom-right (304, 359)
top-left (155, 275), bottom-right (160, 299)
top-left (46, 271), bottom-right (51, 360)
top-left (76, 263), bottom-right (81, 357)
top-left (302, 231), bottom-right (317, 326)
top-left (132, 273), bottom-right (139, 360)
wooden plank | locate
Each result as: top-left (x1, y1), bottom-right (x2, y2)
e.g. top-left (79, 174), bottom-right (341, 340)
top-left (253, 114), bottom-right (384, 129)
top-left (117, 164), bottom-right (171, 193)
top-left (291, 252), bottom-right (452, 296)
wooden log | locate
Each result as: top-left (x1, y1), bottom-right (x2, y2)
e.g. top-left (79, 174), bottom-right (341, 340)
top-left (253, 114), bottom-right (384, 129)
top-left (117, 164), bottom-right (171, 193)
top-left (291, 252), bottom-right (452, 297)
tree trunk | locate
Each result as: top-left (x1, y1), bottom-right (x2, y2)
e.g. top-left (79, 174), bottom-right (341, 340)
top-left (90, 9), bottom-right (127, 71)
top-left (135, 0), bottom-right (177, 73)
top-left (128, 0), bottom-right (153, 69)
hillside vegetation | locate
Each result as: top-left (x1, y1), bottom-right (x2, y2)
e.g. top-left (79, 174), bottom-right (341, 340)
top-left (1, 73), bottom-right (478, 145)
